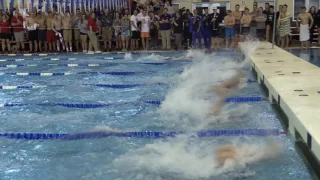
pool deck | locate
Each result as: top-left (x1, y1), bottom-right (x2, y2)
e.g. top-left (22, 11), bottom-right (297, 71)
top-left (238, 42), bottom-right (320, 163)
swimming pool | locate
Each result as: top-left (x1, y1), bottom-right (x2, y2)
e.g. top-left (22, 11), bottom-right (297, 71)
top-left (0, 50), bottom-right (314, 180)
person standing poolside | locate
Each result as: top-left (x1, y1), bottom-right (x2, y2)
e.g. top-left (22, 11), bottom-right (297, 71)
top-left (26, 11), bottom-right (38, 52)
top-left (172, 11), bottom-right (183, 50)
top-left (277, 4), bottom-right (290, 49)
top-left (308, 6), bottom-right (317, 46)
top-left (266, 6), bottom-right (275, 42)
top-left (296, 7), bottom-right (314, 49)
top-left (240, 8), bottom-right (251, 41)
top-left (113, 12), bottom-right (122, 50)
top-left (72, 9), bottom-right (81, 51)
top-left (211, 7), bottom-right (221, 49)
top-left (249, 5), bottom-right (258, 38)
top-left (87, 12), bottom-right (101, 53)
top-left (101, 9), bottom-right (113, 51)
top-left (79, 14), bottom-right (88, 53)
top-left (139, 9), bottom-right (151, 50)
top-left (120, 14), bottom-right (131, 51)
top-left (46, 12), bottom-right (56, 52)
top-left (36, 12), bottom-right (47, 52)
top-left (233, 4), bottom-right (242, 36)
top-left (159, 8), bottom-right (171, 50)
top-left (11, 9), bottom-right (24, 53)
top-left (224, 10), bottom-right (235, 49)
top-left (190, 9), bottom-right (202, 49)
top-left (149, 11), bottom-right (159, 49)
top-left (183, 9), bottom-right (192, 48)
top-left (0, 14), bottom-right (11, 53)
top-left (62, 11), bottom-right (72, 52)
top-left (52, 12), bottom-right (64, 52)
top-left (131, 9), bottom-right (140, 50)
top-left (202, 8), bottom-right (212, 49)
top-left (255, 7), bottom-right (267, 41)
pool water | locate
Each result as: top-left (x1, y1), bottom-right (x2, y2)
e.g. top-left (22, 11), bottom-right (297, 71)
top-left (0, 51), bottom-right (314, 180)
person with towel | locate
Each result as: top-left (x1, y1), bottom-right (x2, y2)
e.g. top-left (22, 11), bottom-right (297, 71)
top-left (296, 7), bottom-right (314, 49)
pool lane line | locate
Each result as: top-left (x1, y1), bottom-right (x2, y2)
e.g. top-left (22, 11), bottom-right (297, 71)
top-left (0, 97), bottom-right (267, 108)
top-left (0, 129), bottom-right (287, 140)
top-left (0, 62), bottom-right (172, 67)
top-left (0, 80), bottom-right (257, 90)
top-left (0, 71), bottom-right (140, 76)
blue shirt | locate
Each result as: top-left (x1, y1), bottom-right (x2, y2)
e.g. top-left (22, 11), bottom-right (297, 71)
top-left (190, 15), bottom-right (202, 32)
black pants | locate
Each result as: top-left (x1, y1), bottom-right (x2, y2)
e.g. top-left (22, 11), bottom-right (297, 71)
top-left (310, 26), bottom-right (316, 43)
top-left (183, 29), bottom-right (192, 46)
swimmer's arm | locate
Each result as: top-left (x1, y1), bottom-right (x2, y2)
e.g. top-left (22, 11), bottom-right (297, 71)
top-left (296, 14), bottom-right (300, 29)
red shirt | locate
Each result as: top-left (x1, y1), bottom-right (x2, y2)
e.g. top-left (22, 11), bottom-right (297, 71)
top-left (0, 20), bottom-right (10, 33)
top-left (88, 17), bottom-right (98, 33)
top-left (11, 15), bottom-right (23, 32)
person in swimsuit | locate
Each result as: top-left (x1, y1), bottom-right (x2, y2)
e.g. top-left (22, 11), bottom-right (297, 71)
top-left (62, 11), bottom-right (72, 52)
top-left (26, 11), bottom-right (38, 52)
top-left (240, 8), bottom-right (251, 41)
top-left (210, 69), bottom-right (244, 116)
top-left (46, 11), bottom-right (56, 52)
top-left (36, 12), bottom-right (47, 52)
top-left (233, 4), bottom-right (242, 36)
top-left (224, 10), bottom-right (235, 48)
top-left (52, 12), bottom-right (64, 52)
top-left (296, 7), bottom-right (314, 49)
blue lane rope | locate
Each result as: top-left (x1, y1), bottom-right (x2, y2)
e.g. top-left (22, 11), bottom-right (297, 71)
top-left (0, 97), bottom-right (266, 108)
top-left (0, 80), bottom-right (257, 90)
top-left (0, 71), bottom-right (140, 76)
top-left (0, 129), bottom-right (287, 140)
top-left (0, 63), bottom-right (168, 67)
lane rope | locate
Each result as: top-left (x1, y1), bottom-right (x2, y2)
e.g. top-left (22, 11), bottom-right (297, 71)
top-left (0, 80), bottom-right (257, 90)
top-left (0, 71), bottom-right (140, 76)
top-left (0, 129), bottom-right (287, 140)
top-left (0, 97), bottom-right (267, 108)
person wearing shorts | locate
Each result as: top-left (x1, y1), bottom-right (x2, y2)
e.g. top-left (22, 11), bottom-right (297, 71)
top-left (139, 9), bottom-right (150, 50)
top-left (62, 12), bottom-right (72, 52)
top-left (26, 12), bottom-right (38, 52)
top-left (256, 7), bottom-right (267, 40)
top-left (101, 9), bottom-right (113, 51)
top-left (11, 9), bottom-right (25, 52)
top-left (211, 7), bottom-right (221, 49)
top-left (36, 12), bottom-right (47, 52)
top-left (121, 14), bottom-right (131, 51)
top-left (0, 14), bottom-right (11, 52)
top-left (45, 12), bottom-right (56, 52)
top-left (224, 10), bottom-right (235, 48)
top-left (240, 8), bottom-right (251, 41)
top-left (130, 9), bottom-right (140, 50)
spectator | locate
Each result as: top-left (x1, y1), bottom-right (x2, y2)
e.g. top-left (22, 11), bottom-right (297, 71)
top-left (164, 0), bottom-right (174, 15)
top-left (266, 5), bottom-right (275, 42)
top-left (79, 13), bottom-right (88, 53)
top-left (113, 12), bottom-right (122, 50)
top-left (277, 4), bottom-right (290, 49)
top-left (11, 9), bottom-right (25, 53)
top-left (130, 9), bottom-right (140, 50)
top-left (139, 9), bottom-right (150, 50)
top-left (62, 12), bottom-right (73, 52)
top-left (233, 4), bottom-right (241, 36)
top-left (308, 6), bottom-right (317, 45)
top-left (72, 9), bottom-right (82, 51)
top-left (296, 7), bottom-right (314, 49)
top-left (172, 11), bottom-right (183, 50)
top-left (211, 7), bottom-right (221, 49)
top-left (190, 9), bottom-right (202, 49)
top-left (183, 9), bottom-right (192, 48)
top-left (52, 12), bottom-right (64, 52)
top-left (276, 5), bottom-right (283, 45)
top-left (46, 11), bottom-right (56, 52)
top-left (202, 8), bottom-right (212, 49)
top-left (240, 8), bottom-right (251, 41)
top-left (26, 11), bottom-right (38, 52)
top-left (87, 12), bottom-right (101, 53)
top-left (250, 5), bottom-right (258, 37)
top-left (37, 12), bottom-right (47, 52)
top-left (263, 3), bottom-right (269, 14)
top-left (224, 10), bottom-right (235, 48)
top-left (159, 8), bottom-right (171, 50)
top-left (101, 9), bottom-right (113, 51)
top-left (0, 14), bottom-right (11, 52)
top-left (149, 11), bottom-right (159, 49)
top-left (256, 7), bottom-right (267, 40)
top-left (121, 14), bottom-right (131, 51)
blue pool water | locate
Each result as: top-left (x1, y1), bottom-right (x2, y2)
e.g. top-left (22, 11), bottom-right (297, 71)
top-left (0, 51), bottom-right (314, 180)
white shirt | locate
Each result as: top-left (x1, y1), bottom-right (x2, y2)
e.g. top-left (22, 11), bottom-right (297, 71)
top-left (130, 15), bottom-right (138, 31)
top-left (139, 15), bottom-right (150, 32)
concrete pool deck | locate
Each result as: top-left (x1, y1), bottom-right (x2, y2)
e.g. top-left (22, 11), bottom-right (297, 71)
top-left (239, 42), bottom-right (320, 166)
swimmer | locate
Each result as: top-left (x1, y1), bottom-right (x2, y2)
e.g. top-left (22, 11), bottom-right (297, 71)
top-left (214, 140), bottom-right (281, 168)
top-left (209, 69), bottom-right (244, 116)
top-left (165, 55), bottom-right (186, 60)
